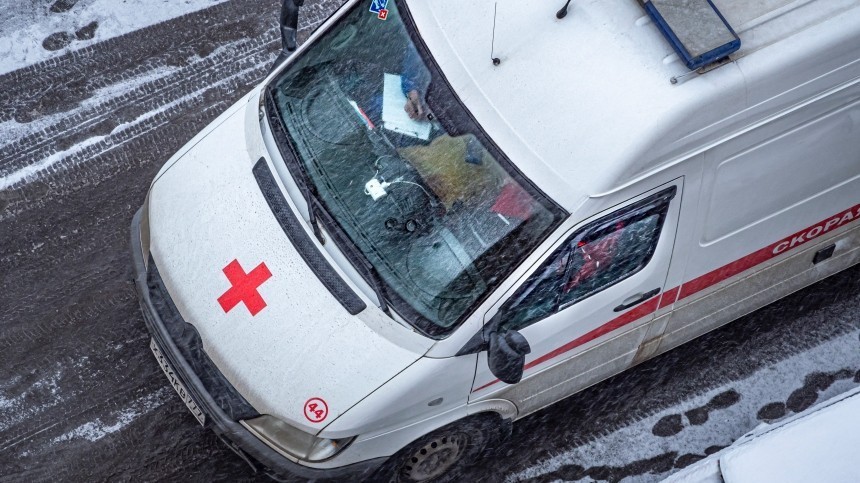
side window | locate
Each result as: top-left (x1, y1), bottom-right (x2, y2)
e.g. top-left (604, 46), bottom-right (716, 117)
top-left (499, 187), bottom-right (676, 331)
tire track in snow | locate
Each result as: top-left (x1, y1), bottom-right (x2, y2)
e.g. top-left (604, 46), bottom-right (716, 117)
top-left (0, 65), bottom-right (175, 146)
top-left (0, 34), bottom-right (273, 177)
top-left (0, 49), bottom-right (270, 192)
top-left (0, 37), bottom-right (277, 192)
top-left (0, 2), bottom-right (271, 197)
top-left (0, 0), bottom-right (261, 123)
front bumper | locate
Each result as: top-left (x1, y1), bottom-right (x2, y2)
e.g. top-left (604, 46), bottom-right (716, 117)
top-left (129, 207), bottom-right (385, 480)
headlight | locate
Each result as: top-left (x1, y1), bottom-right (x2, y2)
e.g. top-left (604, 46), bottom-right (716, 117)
top-left (241, 415), bottom-right (355, 462)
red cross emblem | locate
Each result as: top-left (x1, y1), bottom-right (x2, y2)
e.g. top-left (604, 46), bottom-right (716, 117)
top-left (377, 8), bottom-right (388, 20)
top-left (217, 259), bottom-right (272, 316)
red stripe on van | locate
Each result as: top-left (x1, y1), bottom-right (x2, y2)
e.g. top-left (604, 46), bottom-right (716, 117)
top-left (658, 286), bottom-right (679, 310)
top-left (677, 203), bottom-right (860, 301)
top-left (524, 296), bottom-right (661, 371)
top-left (676, 247), bottom-right (774, 300)
top-left (472, 203), bottom-right (860, 394)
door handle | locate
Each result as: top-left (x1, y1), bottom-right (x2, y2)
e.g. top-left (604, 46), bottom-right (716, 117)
top-left (613, 288), bottom-right (661, 312)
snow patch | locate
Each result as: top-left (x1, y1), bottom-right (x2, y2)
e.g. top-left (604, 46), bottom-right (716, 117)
top-left (0, 369), bottom-right (64, 432)
top-left (52, 410), bottom-right (138, 443)
top-left (0, 0), bottom-right (226, 75)
top-left (51, 388), bottom-right (169, 444)
top-left (0, 134), bottom-right (107, 190)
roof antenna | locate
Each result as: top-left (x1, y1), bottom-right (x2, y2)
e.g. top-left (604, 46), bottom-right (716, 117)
top-left (556, 0), bottom-right (572, 19)
top-left (490, 2), bottom-right (501, 66)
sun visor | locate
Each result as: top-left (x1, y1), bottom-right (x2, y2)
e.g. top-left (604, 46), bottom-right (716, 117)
top-left (643, 0), bottom-right (740, 70)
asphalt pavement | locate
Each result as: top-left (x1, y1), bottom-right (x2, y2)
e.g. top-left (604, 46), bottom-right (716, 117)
top-left (1, 1), bottom-right (858, 482)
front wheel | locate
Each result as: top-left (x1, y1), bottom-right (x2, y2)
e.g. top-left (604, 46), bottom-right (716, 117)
top-left (376, 414), bottom-right (506, 483)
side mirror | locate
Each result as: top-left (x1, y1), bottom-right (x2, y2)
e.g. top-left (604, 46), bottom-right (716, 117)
top-left (487, 330), bottom-right (531, 385)
top-left (279, 0), bottom-right (305, 53)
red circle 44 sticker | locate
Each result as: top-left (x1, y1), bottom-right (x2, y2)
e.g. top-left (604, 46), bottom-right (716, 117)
top-left (304, 397), bottom-right (328, 423)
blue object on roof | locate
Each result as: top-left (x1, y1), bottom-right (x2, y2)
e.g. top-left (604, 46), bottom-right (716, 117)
top-left (644, 0), bottom-right (741, 70)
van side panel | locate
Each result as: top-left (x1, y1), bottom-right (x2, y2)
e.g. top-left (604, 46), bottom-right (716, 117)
top-left (655, 222), bottom-right (860, 356)
top-left (507, 320), bottom-right (653, 417)
top-left (701, 92), bottom-right (860, 245)
top-left (653, 80), bottom-right (860, 356)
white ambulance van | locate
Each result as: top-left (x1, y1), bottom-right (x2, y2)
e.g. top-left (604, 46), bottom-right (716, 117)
top-left (130, 0), bottom-right (860, 480)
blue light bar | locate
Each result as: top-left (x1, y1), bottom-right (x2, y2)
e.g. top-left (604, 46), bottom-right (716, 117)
top-left (644, 0), bottom-right (740, 70)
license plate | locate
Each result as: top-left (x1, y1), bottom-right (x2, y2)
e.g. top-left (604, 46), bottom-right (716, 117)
top-left (150, 338), bottom-right (206, 426)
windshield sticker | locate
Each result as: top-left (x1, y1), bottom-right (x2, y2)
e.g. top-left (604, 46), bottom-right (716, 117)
top-left (369, 0), bottom-right (389, 20)
top-left (304, 397), bottom-right (329, 423)
top-left (348, 100), bottom-right (376, 129)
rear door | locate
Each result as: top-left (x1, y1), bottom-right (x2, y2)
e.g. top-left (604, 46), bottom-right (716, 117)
top-left (469, 180), bottom-right (682, 416)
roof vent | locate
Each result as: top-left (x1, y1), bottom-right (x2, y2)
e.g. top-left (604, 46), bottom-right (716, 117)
top-left (643, 0), bottom-right (740, 70)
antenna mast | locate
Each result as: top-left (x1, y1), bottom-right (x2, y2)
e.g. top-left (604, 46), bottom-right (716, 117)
top-left (490, 2), bottom-right (501, 66)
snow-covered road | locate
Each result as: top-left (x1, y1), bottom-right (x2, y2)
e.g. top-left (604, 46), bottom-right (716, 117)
top-left (0, 0), bottom-right (280, 200)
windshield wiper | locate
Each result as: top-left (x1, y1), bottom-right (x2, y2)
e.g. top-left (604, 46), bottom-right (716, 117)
top-left (264, 88), bottom-right (391, 314)
top-left (305, 198), bottom-right (325, 243)
top-left (311, 198), bottom-right (392, 315)
top-left (265, 89), bottom-right (325, 244)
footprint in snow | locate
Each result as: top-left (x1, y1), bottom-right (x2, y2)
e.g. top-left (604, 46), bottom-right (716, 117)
top-left (652, 389), bottom-right (741, 437)
top-left (42, 21), bottom-right (99, 51)
top-left (42, 32), bottom-right (74, 51)
top-left (526, 445), bottom-right (728, 482)
top-left (756, 368), bottom-right (856, 421)
top-left (49, 0), bottom-right (80, 13)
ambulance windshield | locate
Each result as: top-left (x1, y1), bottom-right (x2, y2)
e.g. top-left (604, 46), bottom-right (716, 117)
top-left (265, 0), bottom-right (565, 337)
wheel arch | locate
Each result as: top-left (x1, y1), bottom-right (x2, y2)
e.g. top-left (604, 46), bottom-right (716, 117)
top-left (371, 407), bottom-right (516, 482)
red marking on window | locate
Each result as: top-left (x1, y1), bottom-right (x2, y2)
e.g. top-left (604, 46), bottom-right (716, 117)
top-left (377, 9), bottom-right (388, 20)
top-left (565, 231), bottom-right (622, 293)
top-left (304, 397), bottom-right (329, 423)
top-left (217, 260), bottom-right (272, 316)
top-left (492, 182), bottom-right (534, 220)
top-left (354, 103), bottom-right (376, 129)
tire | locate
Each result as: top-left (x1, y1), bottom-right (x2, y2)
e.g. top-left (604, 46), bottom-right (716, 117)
top-left (374, 414), bottom-right (506, 483)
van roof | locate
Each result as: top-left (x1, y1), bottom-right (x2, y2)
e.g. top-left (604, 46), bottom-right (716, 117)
top-left (408, 0), bottom-right (860, 211)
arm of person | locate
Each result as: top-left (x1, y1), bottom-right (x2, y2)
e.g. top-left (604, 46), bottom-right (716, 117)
top-left (400, 46), bottom-right (431, 120)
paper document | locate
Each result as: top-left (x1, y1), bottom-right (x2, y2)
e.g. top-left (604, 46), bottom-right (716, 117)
top-left (382, 73), bottom-right (432, 140)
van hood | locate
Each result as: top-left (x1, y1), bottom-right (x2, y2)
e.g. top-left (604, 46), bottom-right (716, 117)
top-left (147, 98), bottom-right (432, 434)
